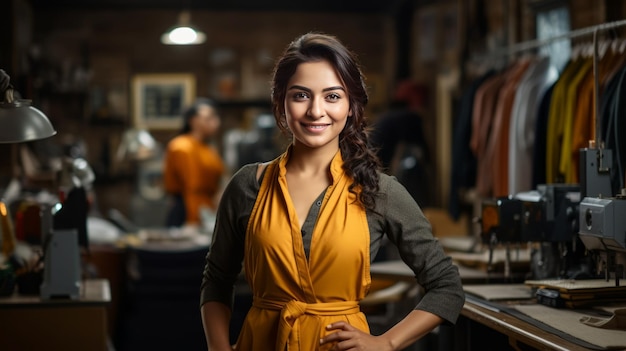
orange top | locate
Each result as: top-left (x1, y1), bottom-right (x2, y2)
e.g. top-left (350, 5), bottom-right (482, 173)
top-left (163, 134), bottom-right (224, 224)
top-left (237, 149), bottom-right (371, 351)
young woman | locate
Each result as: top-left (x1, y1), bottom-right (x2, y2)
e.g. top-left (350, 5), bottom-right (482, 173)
top-left (163, 98), bottom-right (225, 227)
top-left (200, 33), bottom-right (464, 351)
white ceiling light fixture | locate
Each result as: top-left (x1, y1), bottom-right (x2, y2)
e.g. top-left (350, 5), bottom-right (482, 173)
top-left (161, 10), bottom-right (206, 45)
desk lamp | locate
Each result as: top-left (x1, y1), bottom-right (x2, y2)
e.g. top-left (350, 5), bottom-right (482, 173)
top-left (0, 69), bottom-right (56, 260)
top-left (0, 70), bottom-right (56, 144)
top-left (0, 69), bottom-right (80, 299)
top-left (0, 69), bottom-right (58, 297)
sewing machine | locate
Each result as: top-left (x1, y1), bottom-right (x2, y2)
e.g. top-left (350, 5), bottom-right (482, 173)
top-left (479, 184), bottom-right (586, 279)
top-left (517, 184), bottom-right (580, 242)
top-left (519, 184), bottom-right (589, 279)
top-left (478, 195), bottom-right (524, 278)
top-left (480, 196), bottom-right (522, 246)
top-left (578, 147), bottom-right (626, 285)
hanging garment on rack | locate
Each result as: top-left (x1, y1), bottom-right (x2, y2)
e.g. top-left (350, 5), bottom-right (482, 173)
top-left (457, 20), bottom-right (626, 203)
top-left (546, 58), bottom-right (588, 183)
top-left (601, 45), bottom-right (626, 89)
top-left (471, 67), bottom-right (510, 197)
top-left (508, 56), bottom-right (556, 194)
top-left (600, 64), bottom-right (623, 143)
top-left (603, 64), bottom-right (626, 192)
top-left (486, 58), bottom-right (532, 197)
top-left (448, 70), bottom-right (495, 220)
top-left (532, 82), bottom-right (556, 188)
top-left (470, 70), bottom-right (508, 157)
top-left (558, 58), bottom-right (593, 184)
top-left (570, 49), bottom-right (622, 183)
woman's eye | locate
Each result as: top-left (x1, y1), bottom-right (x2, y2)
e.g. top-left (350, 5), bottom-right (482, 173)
top-left (326, 93), bottom-right (341, 101)
top-left (293, 92), bottom-right (309, 100)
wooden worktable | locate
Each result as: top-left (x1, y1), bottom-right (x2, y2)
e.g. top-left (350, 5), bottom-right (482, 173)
top-left (461, 297), bottom-right (600, 351)
top-left (370, 260), bottom-right (626, 350)
top-left (0, 279), bottom-right (111, 351)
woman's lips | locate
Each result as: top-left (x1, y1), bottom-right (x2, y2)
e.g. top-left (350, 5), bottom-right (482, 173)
top-left (302, 123), bottom-right (330, 132)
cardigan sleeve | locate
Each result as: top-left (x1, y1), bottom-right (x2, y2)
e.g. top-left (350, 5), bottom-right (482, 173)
top-left (376, 174), bottom-right (465, 325)
top-left (199, 164), bottom-right (259, 308)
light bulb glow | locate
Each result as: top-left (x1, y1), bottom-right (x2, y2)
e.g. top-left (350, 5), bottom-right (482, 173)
top-left (169, 27), bottom-right (197, 44)
top-left (161, 26), bottom-right (206, 45)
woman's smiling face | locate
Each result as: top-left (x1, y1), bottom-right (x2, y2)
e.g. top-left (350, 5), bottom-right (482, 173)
top-left (284, 60), bottom-right (351, 151)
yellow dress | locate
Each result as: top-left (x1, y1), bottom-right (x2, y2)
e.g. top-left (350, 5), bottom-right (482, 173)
top-left (236, 150), bottom-right (371, 351)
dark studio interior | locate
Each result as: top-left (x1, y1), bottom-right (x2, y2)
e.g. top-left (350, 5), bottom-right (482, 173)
top-left (1, 0), bottom-right (626, 350)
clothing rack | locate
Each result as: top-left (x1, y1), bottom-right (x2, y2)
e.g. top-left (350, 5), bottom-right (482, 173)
top-left (474, 19), bottom-right (626, 151)
top-left (480, 19), bottom-right (626, 58)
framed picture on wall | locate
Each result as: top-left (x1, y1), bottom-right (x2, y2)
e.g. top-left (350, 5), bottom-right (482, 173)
top-left (131, 73), bottom-right (196, 129)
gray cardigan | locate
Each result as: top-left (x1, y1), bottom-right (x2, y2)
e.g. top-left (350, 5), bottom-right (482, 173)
top-left (200, 163), bottom-right (464, 325)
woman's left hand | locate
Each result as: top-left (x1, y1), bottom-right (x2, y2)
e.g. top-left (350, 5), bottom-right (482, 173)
top-left (319, 321), bottom-right (394, 351)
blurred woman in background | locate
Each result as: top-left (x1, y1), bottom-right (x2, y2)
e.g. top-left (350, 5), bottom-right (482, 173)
top-left (163, 98), bottom-right (225, 228)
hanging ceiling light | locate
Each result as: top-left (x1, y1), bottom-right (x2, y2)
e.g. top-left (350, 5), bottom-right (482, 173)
top-left (161, 10), bottom-right (206, 45)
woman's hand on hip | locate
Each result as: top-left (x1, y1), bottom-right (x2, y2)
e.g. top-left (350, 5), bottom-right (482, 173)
top-left (319, 322), bottom-right (394, 351)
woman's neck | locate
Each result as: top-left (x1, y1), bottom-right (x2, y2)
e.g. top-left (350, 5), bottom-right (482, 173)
top-left (287, 143), bottom-right (338, 176)
top-left (188, 130), bottom-right (208, 143)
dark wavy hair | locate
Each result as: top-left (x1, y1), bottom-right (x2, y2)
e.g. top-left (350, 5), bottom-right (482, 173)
top-left (271, 32), bottom-right (381, 211)
top-left (179, 97), bottom-right (217, 135)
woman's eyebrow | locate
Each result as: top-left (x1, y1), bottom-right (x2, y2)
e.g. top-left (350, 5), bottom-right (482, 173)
top-left (287, 85), bottom-right (345, 92)
top-left (287, 85), bottom-right (311, 92)
top-left (322, 86), bottom-right (345, 92)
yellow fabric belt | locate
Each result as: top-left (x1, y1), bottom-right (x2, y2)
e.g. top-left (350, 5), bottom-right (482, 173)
top-left (253, 297), bottom-right (360, 351)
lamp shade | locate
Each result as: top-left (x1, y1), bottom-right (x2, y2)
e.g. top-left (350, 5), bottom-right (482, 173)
top-left (161, 10), bottom-right (206, 45)
top-left (0, 98), bottom-right (57, 143)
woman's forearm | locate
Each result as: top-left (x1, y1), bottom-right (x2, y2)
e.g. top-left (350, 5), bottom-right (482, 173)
top-left (201, 301), bottom-right (234, 350)
top-left (380, 309), bottom-right (444, 350)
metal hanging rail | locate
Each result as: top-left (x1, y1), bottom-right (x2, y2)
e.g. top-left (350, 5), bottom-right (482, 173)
top-left (475, 19), bottom-right (626, 59)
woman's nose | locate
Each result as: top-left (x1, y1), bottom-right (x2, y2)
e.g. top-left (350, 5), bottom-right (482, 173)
top-left (307, 97), bottom-right (324, 119)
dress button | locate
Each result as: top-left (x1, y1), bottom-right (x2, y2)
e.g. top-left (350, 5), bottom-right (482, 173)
top-left (316, 201), bottom-right (322, 207)
top-left (301, 229), bottom-right (306, 236)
